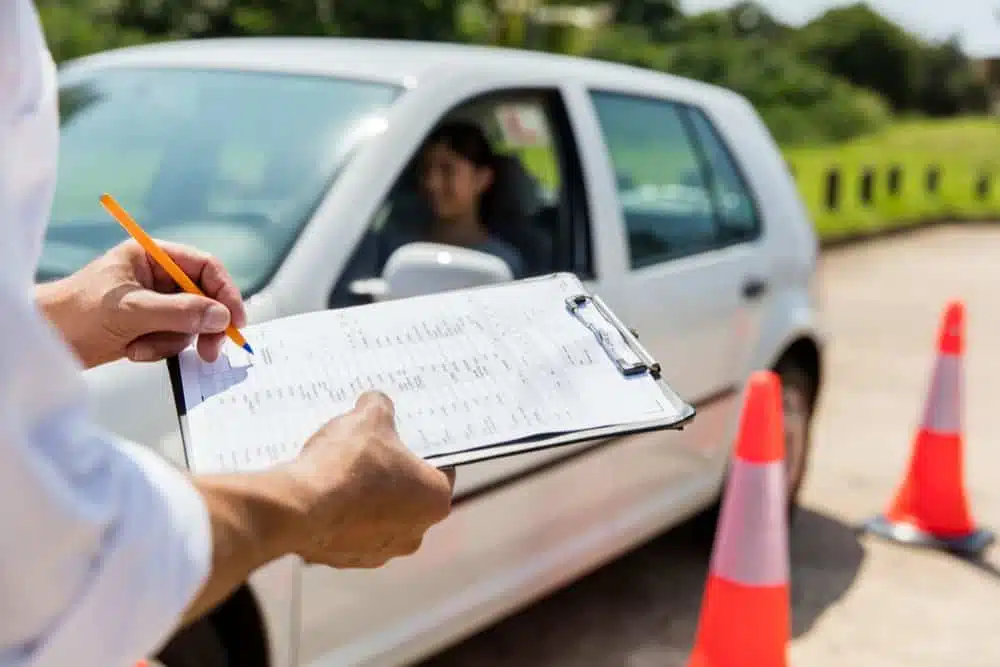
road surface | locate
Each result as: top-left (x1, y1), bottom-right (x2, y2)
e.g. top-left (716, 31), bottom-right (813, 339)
top-left (421, 224), bottom-right (1000, 667)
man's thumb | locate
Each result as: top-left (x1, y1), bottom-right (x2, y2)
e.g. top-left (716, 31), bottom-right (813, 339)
top-left (122, 289), bottom-right (231, 336)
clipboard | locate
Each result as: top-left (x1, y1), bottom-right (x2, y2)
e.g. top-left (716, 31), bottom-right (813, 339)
top-left (166, 273), bottom-right (696, 472)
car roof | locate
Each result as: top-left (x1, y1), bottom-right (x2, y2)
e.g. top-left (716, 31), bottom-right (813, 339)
top-left (60, 37), bottom-right (741, 106)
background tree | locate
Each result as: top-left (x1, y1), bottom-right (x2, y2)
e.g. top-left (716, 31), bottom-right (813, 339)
top-left (913, 38), bottom-right (992, 116)
top-left (37, 0), bottom-right (995, 147)
top-left (611, 0), bottom-right (681, 39)
top-left (790, 4), bottom-right (925, 111)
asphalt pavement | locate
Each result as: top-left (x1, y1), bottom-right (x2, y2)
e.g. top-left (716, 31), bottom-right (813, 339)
top-left (421, 224), bottom-right (1000, 667)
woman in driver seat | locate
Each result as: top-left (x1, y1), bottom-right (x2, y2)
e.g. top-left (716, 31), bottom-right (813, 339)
top-left (402, 120), bottom-right (526, 278)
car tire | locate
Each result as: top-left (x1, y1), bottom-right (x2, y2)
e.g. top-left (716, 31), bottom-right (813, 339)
top-left (690, 359), bottom-right (818, 539)
top-left (152, 619), bottom-right (228, 667)
top-left (776, 359), bottom-right (818, 521)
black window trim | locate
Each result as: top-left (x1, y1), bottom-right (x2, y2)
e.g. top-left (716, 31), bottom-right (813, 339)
top-left (679, 106), bottom-right (724, 239)
top-left (682, 104), bottom-right (764, 245)
top-left (483, 87), bottom-right (594, 278)
top-left (541, 89), bottom-right (595, 279)
top-left (586, 87), bottom-right (765, 270)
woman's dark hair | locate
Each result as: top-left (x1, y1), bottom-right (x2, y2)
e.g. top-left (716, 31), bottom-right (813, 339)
top-left (421, 120), bottom-right (500, 228)
top-left (425, 120), bottom-right (495, 168)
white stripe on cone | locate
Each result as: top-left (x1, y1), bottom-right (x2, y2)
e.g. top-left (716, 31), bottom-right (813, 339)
top-left (921, 353), bottom-right (962, 434)
top-left (709, 460), bottom-right (789, 587)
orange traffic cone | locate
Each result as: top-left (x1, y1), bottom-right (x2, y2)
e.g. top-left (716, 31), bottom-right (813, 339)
top-left (689, 371), bottom-right (790, 667)
top-left (862, 301), bottom-right (994, 556)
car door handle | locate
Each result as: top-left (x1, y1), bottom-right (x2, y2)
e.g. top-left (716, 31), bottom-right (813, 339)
top-left (742, 278), bottom-right (768, 300)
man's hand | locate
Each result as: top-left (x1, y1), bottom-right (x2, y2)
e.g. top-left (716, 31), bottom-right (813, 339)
top-left (36, 240), bottom-right (247, 369)
top-left (285, 391), bottom-right (456, 568)
top-left (183, 392), bottom-right (455, 624)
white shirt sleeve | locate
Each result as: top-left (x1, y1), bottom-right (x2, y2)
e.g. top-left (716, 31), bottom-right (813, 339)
top-left (0, 280), bottom-right (213, 667)
top-left (0, 2), bottom-right (214, 665)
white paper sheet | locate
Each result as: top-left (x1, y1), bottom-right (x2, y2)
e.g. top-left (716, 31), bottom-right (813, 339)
top-left (178, 274), bottom-right (685, 474)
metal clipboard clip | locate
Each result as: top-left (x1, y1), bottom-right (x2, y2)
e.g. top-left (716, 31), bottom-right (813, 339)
top-left (565, 294), bottom-right (662, 379)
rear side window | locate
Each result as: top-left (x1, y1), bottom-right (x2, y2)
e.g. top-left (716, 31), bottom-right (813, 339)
top-left (683, 107), bottom-right (760, 244)
top-left (589, 91), bottom-right (759, 269)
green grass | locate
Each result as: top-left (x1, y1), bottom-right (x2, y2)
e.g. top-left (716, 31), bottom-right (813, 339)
top-left (847, 117), bottom-right (1000, 163)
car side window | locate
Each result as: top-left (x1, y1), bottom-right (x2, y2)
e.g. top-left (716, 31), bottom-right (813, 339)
top-left (329, 92), bottom-right (577, 309)
top-left (683, 106), bottom-right (760, 243)
top-left (589, 91), bottom-right (717, 269)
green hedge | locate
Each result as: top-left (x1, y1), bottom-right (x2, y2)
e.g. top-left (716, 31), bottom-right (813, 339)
top-left (788, 148), bottom-right (1000, 240)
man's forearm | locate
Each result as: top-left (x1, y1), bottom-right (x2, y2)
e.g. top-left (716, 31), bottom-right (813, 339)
top-left (181, 469), bottom-right (304, 626)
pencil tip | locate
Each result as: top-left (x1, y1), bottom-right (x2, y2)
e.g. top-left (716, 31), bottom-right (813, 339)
top-left (242, 343), bottom-right (254, 355)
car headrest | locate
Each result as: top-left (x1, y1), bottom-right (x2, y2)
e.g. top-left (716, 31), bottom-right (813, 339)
top-left (485, 154), bottom-right (544, 225)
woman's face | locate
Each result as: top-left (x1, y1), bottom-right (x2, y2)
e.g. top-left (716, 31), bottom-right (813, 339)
top-left (420, 142), bottom-right (493, 222)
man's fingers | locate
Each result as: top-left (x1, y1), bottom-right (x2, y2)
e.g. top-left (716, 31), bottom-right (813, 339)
top-left (415, 464), bottom-right (456, 522)
top-left (145, 241), bottom-right (247, 329)
top-left (126, 332), bottom-right (194, 363)
top-left (440, 466), bottom-right (457, 492)
top-left (196, 332), bottom-right (226, 363)
top-left (353, 392), bottom-right (452, 502)
top-left (119, 289), bottom-right (231, 336)
top-left (355, 391), bottom-right (396, 425)
top-left (397, 535), bottom-right (424, 557)
top-left (338, 555), bottom-right (392, 570)
top-left (311, 391), bottom-right (396, 444)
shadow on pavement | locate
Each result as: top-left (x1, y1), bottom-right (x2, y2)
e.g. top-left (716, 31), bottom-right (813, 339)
top-left (789, 508), bottom-right (867, 637)
top-left (421, 507), bottom-right (865, 667)
top-left (954, 552), bottom-right (1000, 583)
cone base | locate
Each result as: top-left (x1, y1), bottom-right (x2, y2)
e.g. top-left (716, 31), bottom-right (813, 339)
top-left (862, 514), bottom-right (995, 557)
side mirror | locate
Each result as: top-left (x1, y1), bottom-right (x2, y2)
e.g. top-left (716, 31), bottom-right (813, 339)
top-left (349, 242), bottom-right (513, 301)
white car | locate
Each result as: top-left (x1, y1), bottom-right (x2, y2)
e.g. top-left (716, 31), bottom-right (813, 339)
top-left (43, 38), bottom-right (825, 667)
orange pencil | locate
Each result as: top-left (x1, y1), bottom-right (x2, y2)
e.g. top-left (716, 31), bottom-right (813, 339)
top-left (99, 193), bottom-right (254, 355)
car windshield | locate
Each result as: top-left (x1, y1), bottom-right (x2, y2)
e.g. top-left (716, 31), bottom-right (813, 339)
top-left (39, 67), bottom-right (401, 294)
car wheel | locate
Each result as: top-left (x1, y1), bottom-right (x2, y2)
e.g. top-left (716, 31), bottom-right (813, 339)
top-left (152, 619), bottom-right (228, 667)
top-left (690, 360), bottom-right (817, 539)
top-left (776, 360), bottom-right (817, 519)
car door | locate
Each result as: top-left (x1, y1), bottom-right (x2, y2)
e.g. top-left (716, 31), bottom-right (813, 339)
top-left (295, 79), bottom-right (717, 666)
top-left (682, 103), bottom-right (771, 378)
top-left (575, 89), bottom-right (767, 457)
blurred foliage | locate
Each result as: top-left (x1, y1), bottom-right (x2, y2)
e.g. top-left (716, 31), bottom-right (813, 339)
top-left (790, 4), bottom-right (924, 112)
top-left (789, 5), bottom-right (992, 117)
top-left (591, 33), bottom-right (893, 145)
top-left (37, 0), bottom-right (996, 147)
